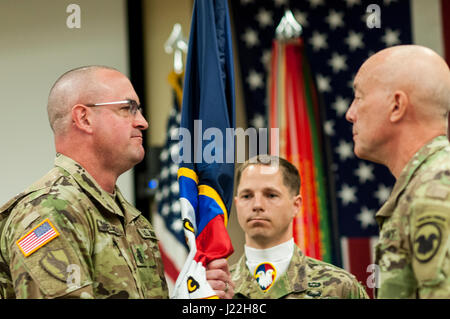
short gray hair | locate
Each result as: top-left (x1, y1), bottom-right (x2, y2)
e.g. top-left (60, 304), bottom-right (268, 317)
top-left (47, 65), bottom-right (119, 134)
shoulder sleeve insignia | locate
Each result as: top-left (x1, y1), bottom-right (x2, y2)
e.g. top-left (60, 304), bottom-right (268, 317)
top-left (425, 185), bottom-right (449, 200)
top-left (413, 221), bottom-right (442, 263)
top-left (16, 218), bottom-right (60, 257)
top-left (39, 248), bottom-right (71, 282)
top-left (254, 262), bottom-right (277, 292)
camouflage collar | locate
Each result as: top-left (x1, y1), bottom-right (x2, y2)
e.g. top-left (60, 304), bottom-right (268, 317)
top-left (376, 135), bottom-right (449, 220)
top-left (233, 245), bottom-right (308, 298)
top-left (54, 153), bottom-right (140, 223)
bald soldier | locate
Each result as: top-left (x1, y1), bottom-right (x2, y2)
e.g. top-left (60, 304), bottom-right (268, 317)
top-left (346, 45), bottom-right (450, 298)
top-left (231, 155), bottom-right (368, 299)
top-left (0, 66), bottom-right (233, 299)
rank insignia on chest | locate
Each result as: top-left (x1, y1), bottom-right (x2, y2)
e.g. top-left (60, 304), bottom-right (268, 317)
top-left (137, 227), bottom-right (155, 239)
top-left (16, 218), bottom-right (60, 257)
top-left (96, 220), bottom-right (123, 237)
top-left (254, 262), bottom-right (277, 292)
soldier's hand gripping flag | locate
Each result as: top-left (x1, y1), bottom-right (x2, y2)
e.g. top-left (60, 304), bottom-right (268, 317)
top-left (171, 0), bottom-right (235, 299)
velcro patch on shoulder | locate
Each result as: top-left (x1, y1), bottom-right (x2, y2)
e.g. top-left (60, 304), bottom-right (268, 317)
top-left (16, 218), bottom-right (60, 257)
top-left (426, 185), bottom-right (449, 200)
top-left (412, 207), bottom-right (449, 284)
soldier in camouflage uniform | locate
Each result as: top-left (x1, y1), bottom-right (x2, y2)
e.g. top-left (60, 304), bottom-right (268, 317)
top-left (231, 155), bottom-right (369, 299)
top-left (0, 153), bottom-right (168, 298)
top-left (346, 45), bottom-right (450, 298)
top-left (0, 66), bottom-right (233, 299)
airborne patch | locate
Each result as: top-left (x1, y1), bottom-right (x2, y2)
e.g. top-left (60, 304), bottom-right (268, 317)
top-left (16, 218), bottom-right (60, 257)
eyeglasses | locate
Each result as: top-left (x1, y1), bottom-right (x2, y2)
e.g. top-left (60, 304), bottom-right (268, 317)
top-left (84, 99), bottom-right (143, 116)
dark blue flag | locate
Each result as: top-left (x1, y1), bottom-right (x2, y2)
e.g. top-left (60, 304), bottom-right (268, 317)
top-left (172, 0), bottom-right (235, 299)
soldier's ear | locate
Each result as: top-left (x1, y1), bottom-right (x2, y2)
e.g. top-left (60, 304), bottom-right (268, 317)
top-left (292, 194), bottom-right (302, 218)
top-left (389, 90), bottom-right (408, 123)
top-left (71, 104), bottom-right (94, 134)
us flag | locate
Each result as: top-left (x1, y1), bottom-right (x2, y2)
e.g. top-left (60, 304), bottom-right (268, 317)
top-left (230, 0), bottom-right (416, 297)
top-left (16, 219), bottom-right (59, 257)
top-left (152, 72), bottom-right (188, 294)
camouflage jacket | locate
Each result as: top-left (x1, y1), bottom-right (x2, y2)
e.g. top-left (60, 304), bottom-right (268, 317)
top-left (375, 136), bottom-right (450, 298)
top-left (230, 245), bottom-right (369, 299)
top-left (0, 154), bottom-right (168, 299)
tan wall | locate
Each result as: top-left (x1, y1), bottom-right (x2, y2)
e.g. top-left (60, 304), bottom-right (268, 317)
top-left (0, 0), bottom-right (133, 205)
top-left (143, 0), bottom-right (192, 147)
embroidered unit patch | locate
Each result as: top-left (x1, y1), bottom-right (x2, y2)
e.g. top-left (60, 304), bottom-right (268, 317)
top-left (254, 262), bottom-right (277, 292)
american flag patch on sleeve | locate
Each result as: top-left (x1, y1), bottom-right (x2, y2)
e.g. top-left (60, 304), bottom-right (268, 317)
top-left (16, 218), bottom-right (60, 257)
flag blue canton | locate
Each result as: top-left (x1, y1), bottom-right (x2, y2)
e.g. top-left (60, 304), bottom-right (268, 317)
top-left (34, 222), bottom-right (51, 237)
top-left (231, 0), bottom-right (411, 238)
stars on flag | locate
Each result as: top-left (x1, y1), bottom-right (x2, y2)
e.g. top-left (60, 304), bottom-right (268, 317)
top-left (332, 96), bottom-right (350, 117)
top-left (344, 0), bottom-right (361, 7)
top-left (325, 10), bottom-right (344, 30)
top-left (374, 184), bottom-right (392, 205)
top-left (308, 0), bottom-right (325, 9)
top-left (324, 120), bottom-right (335, 136)
top-left (261, 50), bottom-right (272, 69)
top-left (293, 10), bottom-right (309, 28)
top-left (382, 28), bottom-right (401, 47)
top-left (328, 52), bottom-right (348, 73)
top-left (335, 140), bottom-right (354, 161)
top-left (250, 113), bottom-right (266, 129)
top-left (309, 31), bottom-right (327, 51)
top-left (345, 31), bottom-right (364, 51)
top-left (316, 74), bottom-right (331, 93)
top-left (356, 206), bottom-right (376, 229)
top-left (240, 0), bottom-right (254, 5)
top-left (338, 184), bottom-right (357, 206)
top-left (171, 219), bottom-right (183, 232)
top-left (354, 162), bottom-right (375, 184)
top-left (247, 70), bottom-right (264, 90)
top-left (274, 0), bottom-right (288, 7)
top-left (242, 28), bottom-right (259, 48)
top-left (256, 8), bottom-right (273, 28)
